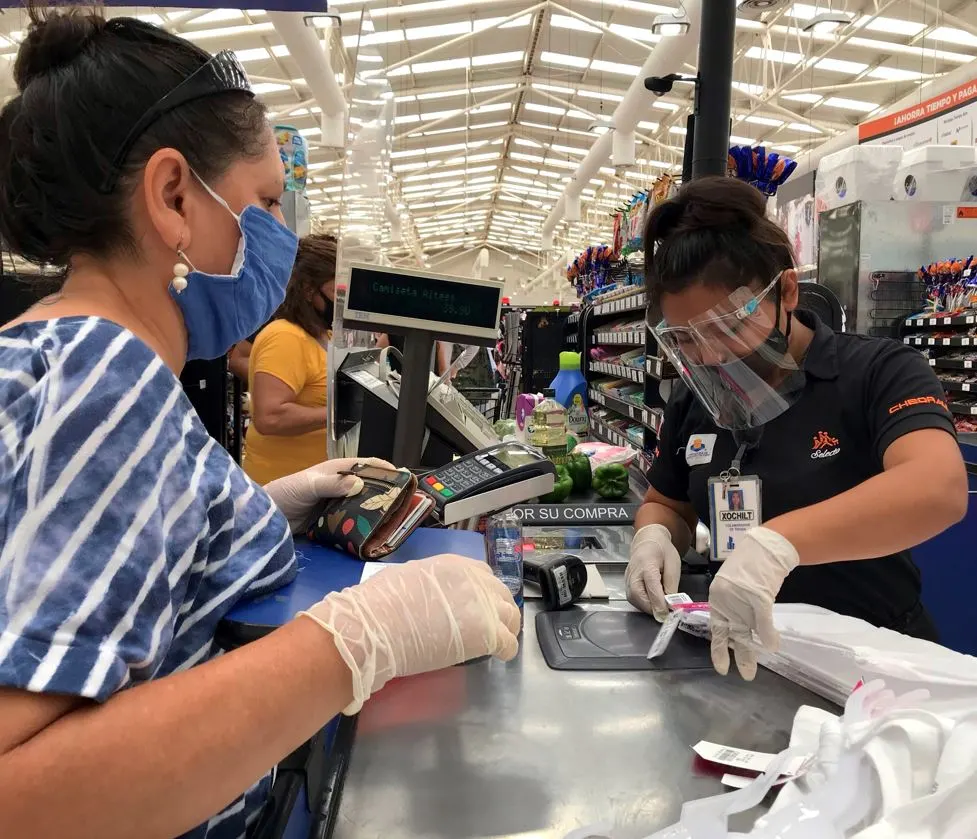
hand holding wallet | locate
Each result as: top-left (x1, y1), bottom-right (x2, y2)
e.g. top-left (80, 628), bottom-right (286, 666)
top-left (307, 463), bottom-right (435, 559)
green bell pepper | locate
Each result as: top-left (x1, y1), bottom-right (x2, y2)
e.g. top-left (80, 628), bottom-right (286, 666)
top-left (592, 463), bottom-right (630, 499)
top-left (540, 465), bottom-right (573, 503)
top-left (565, 453), bottom-right (592, 493)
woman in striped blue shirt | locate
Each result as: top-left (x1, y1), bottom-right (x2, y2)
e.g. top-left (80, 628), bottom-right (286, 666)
top-left (0, 8), bottom-right (519, 839)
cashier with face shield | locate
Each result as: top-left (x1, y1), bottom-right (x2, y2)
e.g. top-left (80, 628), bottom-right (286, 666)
top-left (626, 177), bottom-right (968, 680)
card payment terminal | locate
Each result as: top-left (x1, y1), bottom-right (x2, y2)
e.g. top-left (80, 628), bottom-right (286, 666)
top-left (420, 442), bottom-right (557, 525)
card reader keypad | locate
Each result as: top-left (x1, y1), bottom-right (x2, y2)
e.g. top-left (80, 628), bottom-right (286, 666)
top-left (424, 454), bottom-right (503, 499)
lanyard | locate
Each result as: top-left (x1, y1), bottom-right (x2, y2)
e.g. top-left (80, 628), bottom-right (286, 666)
top-left (720, 428), bottom-right (763, 483)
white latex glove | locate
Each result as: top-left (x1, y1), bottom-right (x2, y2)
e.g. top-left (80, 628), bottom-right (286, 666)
top-left (264, 457), bottom-right (396, 534)
top-left (709, 526), bottom-right (799, 681)
top-left (625, 524), bottom-right (682, 622)
top-left (299, 554), bottom-right (521, 714)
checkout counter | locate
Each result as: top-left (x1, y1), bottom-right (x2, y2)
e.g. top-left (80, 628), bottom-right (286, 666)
top-left (221, 527), bottom-right (837, 839)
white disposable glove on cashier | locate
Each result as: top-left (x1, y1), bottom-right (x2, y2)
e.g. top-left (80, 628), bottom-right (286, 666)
top-left (625, 524), bottom-right (682, 622)
top-left (299, 554), bottom-right (521, 713)
top-left (709, 526), bottom-right (799, 681)
top-left (264, 457), bottom-right (396, 534)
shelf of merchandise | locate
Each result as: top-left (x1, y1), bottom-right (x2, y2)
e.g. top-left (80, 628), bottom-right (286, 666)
top-left (575, 281), bottom-right (671, 483)
top-left (588, 387), bottom-right (662, 433)
top-left (905, 313), bottom-right (977, 327)
top-left (905, 311), bottom-right (977, 427)
top-left (904, 335), bottom-right (977, 347)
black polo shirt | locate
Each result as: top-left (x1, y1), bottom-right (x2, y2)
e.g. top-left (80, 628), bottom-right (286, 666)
top-left (648, 309), bottom-right (956, 631)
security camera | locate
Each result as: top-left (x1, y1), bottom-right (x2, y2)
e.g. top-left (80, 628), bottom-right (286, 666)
top-left (644, 73), bottom-right (698, 97)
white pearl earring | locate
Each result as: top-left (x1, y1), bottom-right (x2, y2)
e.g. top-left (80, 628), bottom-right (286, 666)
top-left (171, 251), bottom-right (190, 294)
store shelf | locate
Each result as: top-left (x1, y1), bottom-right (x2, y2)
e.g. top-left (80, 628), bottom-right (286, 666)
top-left (592, 328), bottom-right (646, 346)
top-left (590, 361), bottom-right (644, 383)
top-left (591, 290), bottom-right (647, 317)
top-left (949, 401), bottom-right (977, 416)
top-left (904, 335), bottom-right (977, 347)
top-left (645, 355), bottom-right (676, 380)
top-left (940, 379), bottom-right (977, 394)
top-left (589, 387), bottom-right (662, 433)
top-left (905, 313), bottom-right (977, 327)
top-left (928, 357), bottom-right (977, 370)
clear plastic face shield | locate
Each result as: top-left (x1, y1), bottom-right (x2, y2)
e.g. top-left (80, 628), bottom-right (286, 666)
top-left (650, 273), bottom-right (805, 431)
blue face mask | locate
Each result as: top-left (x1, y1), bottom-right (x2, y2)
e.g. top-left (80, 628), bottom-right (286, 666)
top-left (170, 177), bottom-right (299, 361)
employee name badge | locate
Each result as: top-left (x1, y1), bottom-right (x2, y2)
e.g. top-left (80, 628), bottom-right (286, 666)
top-left (708, 442), bottom-right (762, 561)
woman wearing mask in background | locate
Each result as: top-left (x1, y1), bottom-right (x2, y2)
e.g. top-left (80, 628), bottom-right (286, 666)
top-left (0, 10), bottom-right (518, 839)
top-left (244, 233), bottom-right (336, 485)
top-left (626, 177), bottom-right (967, 681)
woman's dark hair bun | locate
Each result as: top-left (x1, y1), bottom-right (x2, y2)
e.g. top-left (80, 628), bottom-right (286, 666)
top-left (14, 7), bottom-right (107, 92)
top-left (643, 176), bottom-right (794, 304)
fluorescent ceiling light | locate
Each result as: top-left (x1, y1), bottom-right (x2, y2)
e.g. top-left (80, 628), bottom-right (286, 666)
top-left (772, 144), bottom-right (801, 153)
top-left (782, 92), bottom-right (823, 103)
top-left (821, 96), bottom-right (878, 112)
top-left (533, 82), bottom-right (577, 95)
top-left (540, 51), bottom-right (590, 70)
top-left (856, 14), bottom-right (927, 37)
top-left (357, 54), bottom-right (384, 63)
top-left (803, 12), bottom-right (853, 33)
top-left (652, 100), bottom-right (681, 111)
top-left (729, 135), bottom-right (755, 145)
top-left (745, 46), bottom-right (803, 65)
top-left (815, 57), bottom-right (867, 74)
top-left (412, 121), bottom-right (509, 138)
top-left (651, 8), bottom-right (691, 37)
top-left (787, 122), bottom-right (822, 133)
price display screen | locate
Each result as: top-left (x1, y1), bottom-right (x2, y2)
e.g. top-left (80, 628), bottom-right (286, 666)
top-left (347, 265), bottom-right (500, 330)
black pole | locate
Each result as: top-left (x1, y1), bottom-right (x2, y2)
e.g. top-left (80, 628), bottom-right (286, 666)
top-left (691, 0), bottom-right (736, 179)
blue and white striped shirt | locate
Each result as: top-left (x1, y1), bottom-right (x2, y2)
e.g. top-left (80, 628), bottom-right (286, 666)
top-left (0, 317), bottom-right (298, 838)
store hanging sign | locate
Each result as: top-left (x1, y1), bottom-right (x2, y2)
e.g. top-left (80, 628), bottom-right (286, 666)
top-left (859, 77), bottom-right (977, 149)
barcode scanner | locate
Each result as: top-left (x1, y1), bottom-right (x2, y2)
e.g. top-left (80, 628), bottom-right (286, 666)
top-left (523, 553), bottom-right (588, 610)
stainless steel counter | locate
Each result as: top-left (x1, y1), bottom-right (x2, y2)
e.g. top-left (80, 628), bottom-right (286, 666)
top-left (334, 593), bottom-right (838, 839)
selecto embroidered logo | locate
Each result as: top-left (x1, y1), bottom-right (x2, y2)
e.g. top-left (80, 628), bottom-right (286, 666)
top-left (811, 431), bottom-right (841, 459)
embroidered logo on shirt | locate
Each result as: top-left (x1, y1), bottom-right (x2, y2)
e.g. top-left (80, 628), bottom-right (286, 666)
top-left (887, 395), bottom-right (949, 415)
top-left (685, 433), bottom-right (717, 465)
top-left (811, 430), bottom-right (841, 459)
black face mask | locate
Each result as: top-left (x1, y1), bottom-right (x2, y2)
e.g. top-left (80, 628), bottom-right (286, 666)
top-left (733, 281), bottom-right (793, 381)
top-left (320, 298), bottom-right (335, 329)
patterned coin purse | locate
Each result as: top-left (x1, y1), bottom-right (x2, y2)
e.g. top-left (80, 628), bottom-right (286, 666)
top-left (306, 464), bottom-right (432, 559)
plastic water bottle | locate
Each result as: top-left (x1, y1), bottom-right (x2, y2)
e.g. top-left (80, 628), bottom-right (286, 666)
top-left (485, 509), bottom-right (524, 618)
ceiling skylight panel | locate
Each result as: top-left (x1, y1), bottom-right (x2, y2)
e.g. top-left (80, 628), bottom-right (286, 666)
top-left (472, 51), bottom-right (525, 67)
top-left (926, 27), bottom-right (977, 48)
top-left (541, 51), bottom-right (590, 69)
top-left (578, 89), bottom-right (624, 103)
top-left (867, 67), bottom-right (925, 81)
top-left (815, 58), bottom-right (868, 74)
top-left (745, 46), bottom-right (803, 65)
top-left (782, 92), bottom-right (823, 103)
top-left (590, 58), bottom-right (640, 76)
top-left (821, 96), bottom-right (878, 112)
top-left (550, 13), bottom-right (600, 34)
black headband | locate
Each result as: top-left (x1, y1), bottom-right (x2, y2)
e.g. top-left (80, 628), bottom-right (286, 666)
top-left (99, 49), bottom-right (253, 194)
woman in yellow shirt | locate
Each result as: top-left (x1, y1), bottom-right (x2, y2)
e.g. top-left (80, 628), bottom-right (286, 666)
top-left (243, 234), bottom-right (335, 485)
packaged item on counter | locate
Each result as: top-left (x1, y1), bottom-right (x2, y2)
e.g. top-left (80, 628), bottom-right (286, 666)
top-left (572, 441), bottom-right (636, 469)
top-left (530, 389), bottom-right (569, 466)
top-left (515, 392), bottom-right (542, 443)
top-left (550, 351), bottom-right (588, 437)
